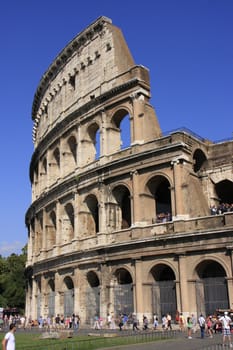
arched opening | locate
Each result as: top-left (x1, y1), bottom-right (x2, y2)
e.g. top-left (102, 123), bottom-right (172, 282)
top-left (46, 210), bottom-right (56, 249)
top-left (87, 122), bottom-right (100, 161)
top-left (150, 264), bottom-right (177, 320)
top-left (215, 180), bottom-right (233, 206)
top-left (48, 279), bottom-right (55, 317)
top-left (67, 136), bottom-right (77, 164)
top-left (35, 212), bottom-right (43, 254)
top-left (63, 276), bottom-right (74, 317)
top-left (86, 271), bottom-right (100, 324)
top-left (62, 203), bottom-right (74, 243)
top-left (53, 147), bottom-right (60, 167)
top-left (85, 195), bottom-right (99, 234)
top-left (195, 260), bottom-right (229, 316)
top-left (113, 268), bottom-right (133, 316)
top-left (193, 149), bottom-right (207, 173)
top-left (110, 109), bottom-right (131, 153)
top-left (112, 185), bottom-right (131, 229)
top-left (147, 176), bottom-right (172, 222)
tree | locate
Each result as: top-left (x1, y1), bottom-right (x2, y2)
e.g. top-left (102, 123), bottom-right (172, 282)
top-left (0, 246), bottom-right (27, 313)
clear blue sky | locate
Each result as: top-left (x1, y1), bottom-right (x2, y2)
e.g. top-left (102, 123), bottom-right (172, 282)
top-left (0, 0), bottom-right (232, 257)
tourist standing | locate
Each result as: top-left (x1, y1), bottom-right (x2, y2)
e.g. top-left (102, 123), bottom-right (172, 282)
top-left (2, 323), bottom-right (16, 350)
top-left (198, 314), bottom-right (206, 339)
top-left (219, 311), bottom-right (232, 347)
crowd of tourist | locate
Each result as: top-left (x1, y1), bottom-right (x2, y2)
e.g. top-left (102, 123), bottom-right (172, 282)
top-left (210, 203), bottom-right (233, 215)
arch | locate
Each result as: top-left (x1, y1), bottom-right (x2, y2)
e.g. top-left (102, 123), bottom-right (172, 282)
top-left (195, 260), bottom-right (229, 316)
top-left (63, 276), bottom-right (74, 317)
top-left (113, 268), bottom-right (133, 316)
top-left (53, 147), bottom-right (60, 167)
top-left (87, 122), bottom-right (100, 161)
top-left (112, 185), bottom-right (131, 229)
top-left (193, 149), bottom-right (207, 173)
top-left (111, 109), bottom-right (131, 151)
top-left (46, 210), bottom-right (56, 249)
top-left (67, 135), bottom-right (77, 164)
top-left (150, 263), bottom-right (177, 320)
top-left (215, 179), bottom-right (233, 205)
top-left (146, 175), bottom-right (172, 223)
top-left (85, 194), bottom-right (99, 234)
top-left (60, 202), bottom-right (74, 243)
top-left (86, 271), bottom-right (100, 324)
top-left (42, 157), bottom-right (47, 174)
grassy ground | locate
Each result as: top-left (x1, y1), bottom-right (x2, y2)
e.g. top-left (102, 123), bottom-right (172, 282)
top-left (3, 329), bottom-right (175, 350)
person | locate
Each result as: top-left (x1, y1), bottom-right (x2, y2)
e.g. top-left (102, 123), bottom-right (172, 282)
top-left (2, 323), bottom-right (16, 350)
top-left (167, 313), bottom-right (172, 330)
top-left (198, 314), bottom-right (206, 339)
top-left (191, 314), bottom-right (197, 333)
top-left (206, 315), bottom-right (213, 338)
top-left (187, 316), bottom-right (193, 339)
top-left (132, 313), bottom-right (139, 331)
top-left (179, 313), bottom-right (185, 332)
top-left (219, 311), bottom-right (232, 347)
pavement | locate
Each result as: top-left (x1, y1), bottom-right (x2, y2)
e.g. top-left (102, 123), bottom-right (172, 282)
top-left (100, 332), bottom-right (226, 350)
top-left (90, 330), bottom-right (227, 350)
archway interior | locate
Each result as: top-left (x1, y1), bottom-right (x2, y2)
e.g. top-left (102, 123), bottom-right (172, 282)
top-left (215, 180), bottom-right (233, 205)
top-left (196, 260), bottom-right (229, 316)
top-left (86, 195), bottom-right (99, 233)
top-left (114, 268), bottom-right (133, 316)
top-left (148, 176), bottom-right (172, 221)
top-left (63, 277), bottom-right (74, 317)
top-left (193, 149), bottom-right (207, 173)
top-left (113, 185), bottom-right (131, 229)
top-left (151, 264), bottom-right (176, 320)
top-left (86, 271), bottom-right (100, 324)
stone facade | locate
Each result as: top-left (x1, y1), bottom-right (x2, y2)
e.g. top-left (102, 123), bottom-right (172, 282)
top-left (25, 16), bottom-right (233, 325)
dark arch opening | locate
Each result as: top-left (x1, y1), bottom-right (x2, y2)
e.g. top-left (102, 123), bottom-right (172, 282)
top-left (86, 195), bottom-right (99, 233)
top-left (87, 271), bottom-right (100, 288)
top-left (193, 149), bottom-right (207, 173)
top-left (148, 176), bottom-right (172, 222)
top-left (215, 180), bottom-right (233, 204)
top-left (196, 260), bottom-right (228, 316)
top-left (113, 185), bottom-right (131, 229)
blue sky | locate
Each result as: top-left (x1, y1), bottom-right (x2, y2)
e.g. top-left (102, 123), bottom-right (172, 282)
top-left (0, 0), bottom-right (232, 256)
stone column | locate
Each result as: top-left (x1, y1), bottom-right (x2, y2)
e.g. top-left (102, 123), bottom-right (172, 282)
top-left (134, 259), bottom-right (144, 320)
top-left (177, 254), bottom-right (189, 317)
top-left (172, 161), bottom-right (185, 218)
top-left (131, 170), bottom-right (142, 226)
top-left (226, 246), bottom-right (233, 308)
top-left (54, 271), bottom-right (62, 317)
top-left (29, 276), bottom-right (37, 320)
top-left (131, 93), bottom-right (145, 144)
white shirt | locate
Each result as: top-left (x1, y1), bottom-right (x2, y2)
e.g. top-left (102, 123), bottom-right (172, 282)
top-left (220, 315), bottom-right (231, 329)
top-left (4, 331), bottom-right (15, 350)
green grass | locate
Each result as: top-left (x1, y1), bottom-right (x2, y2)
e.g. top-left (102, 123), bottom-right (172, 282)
top-left (11, 330), bottom-right (175, 350)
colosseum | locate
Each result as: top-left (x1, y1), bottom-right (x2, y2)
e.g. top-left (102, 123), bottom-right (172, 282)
top-left (25, 16), bottom-right (233, 326)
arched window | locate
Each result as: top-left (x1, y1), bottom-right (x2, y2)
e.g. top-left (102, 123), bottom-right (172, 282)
top-left (215, 180), bottom-right (233, 205)
top-left (85, 195), bottom-right (99, 234)
top-left (147, 176), bottom-right (172, 223)
top-left (87, 122), bottom-right (100, 160)
top-left (63, 276), bottom-right (74, 317)
top-left (193, 149), bottom-right (207, 173)
top-left (150, 264), bottom-right (177, 320)
top-left (195, 260), bottom-right (229, 316)
top-left (86, 271), bottom-right (100, 324)
top-left (67, 136), bottom-right (77, 164)
top-left (111, 109), bottom-right (131, 152)
top-left (112, 185), bottom-right (131, 229)
top-left (113, 268), bottom-right (133, 315)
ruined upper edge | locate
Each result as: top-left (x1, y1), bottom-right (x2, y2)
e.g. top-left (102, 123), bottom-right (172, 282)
top-left (31, 16), bottom-right (112, 121)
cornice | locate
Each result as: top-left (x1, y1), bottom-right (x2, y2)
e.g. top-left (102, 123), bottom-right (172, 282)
top-left (31, 16), bottom-right (111, 120)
